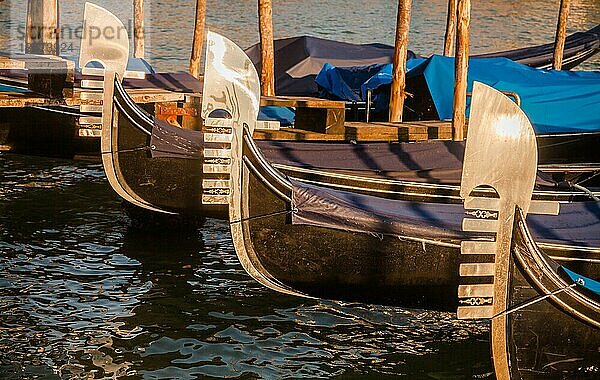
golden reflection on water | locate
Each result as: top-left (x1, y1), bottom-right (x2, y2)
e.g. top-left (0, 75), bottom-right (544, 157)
top-left (0, 0), bottom-right (598, 71)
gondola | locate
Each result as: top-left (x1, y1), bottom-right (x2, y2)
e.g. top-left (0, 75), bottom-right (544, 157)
top-left (221, 53), bottom-right (600, 307)
top-left (1, 5), bottom-right (598, 159)
top-left (457, 83), bottom-right (599, 379)
top-left (244, 25), bottom-right (600, 97)
top-left (90, 12), bottom-right (598, 219)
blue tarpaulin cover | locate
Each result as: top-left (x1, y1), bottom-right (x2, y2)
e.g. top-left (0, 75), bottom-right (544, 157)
top-left (562, 267), bottom-right (600, 295)
top-left (316, 55), bottom-right (600, 134)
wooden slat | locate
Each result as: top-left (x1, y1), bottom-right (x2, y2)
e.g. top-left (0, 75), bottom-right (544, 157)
top-left (260, 95), bottom-right (345, 109)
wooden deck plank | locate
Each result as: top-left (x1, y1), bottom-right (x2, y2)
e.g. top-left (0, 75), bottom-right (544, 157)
top-left (254, 120), bottom-right (461, 142)
top-left (0, 87), bottom-right (186, 108)
top-left (261, 95), bottom-right (345, 109)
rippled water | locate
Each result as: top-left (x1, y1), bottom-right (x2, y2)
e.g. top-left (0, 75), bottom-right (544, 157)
top-left (0, 155), bottom-right (492, 378)
top-left (0, 0), bottom-right (599, 378)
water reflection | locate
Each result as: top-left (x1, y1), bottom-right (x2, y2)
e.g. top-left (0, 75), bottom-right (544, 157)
top-left (0, 0), bottom-right (599, 377)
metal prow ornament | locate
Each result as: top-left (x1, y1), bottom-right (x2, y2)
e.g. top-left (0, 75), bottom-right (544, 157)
top-left (458, 82), bottom-right (560, 379)
top-left (79, 3), bottom-right (170, 214)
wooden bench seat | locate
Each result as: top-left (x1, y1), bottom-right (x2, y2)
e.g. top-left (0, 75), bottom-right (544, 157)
top-left (0, 53), bottom-right (74, 98)
top-left (260, 95), bottom-right (346, 134)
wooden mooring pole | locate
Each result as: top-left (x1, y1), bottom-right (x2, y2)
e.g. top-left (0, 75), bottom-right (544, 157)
top-left (189, 0), bottom-right (207, 79)
top-left (389, 0), bottom-right (412, 123)
top-left (452, 0), bottom-right (470, 141)
top-left (443, 0), bottom-right (457, 56)
top-left (258, 0), bottom-right (275, 96)
top-left (26, 0), bottom-right (59, 55)
top-left (552, 0), bottom-right (571, 70)
top-left (133, 0), bottom-right (145, 58)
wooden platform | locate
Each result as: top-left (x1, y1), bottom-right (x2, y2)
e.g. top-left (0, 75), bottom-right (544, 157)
top-left (254, 121), bottom-right (465, 142)
top-left (261, 95), bottom-right (346, 134)
top-left (0, 87), bottom-right (186, 108)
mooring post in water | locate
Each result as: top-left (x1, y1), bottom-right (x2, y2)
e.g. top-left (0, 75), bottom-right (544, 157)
top-left (183, 0), bottom-right (206, 131)
top-left (452, 0), bottom-right (470, 141)
top-left (553, 0), bottom-right (571, 70)
top-left (443, 0), bottom-right (457, 56)
top-left (26, 0), bottom-right (59, 55)
top-left (189, 0), bottom-right (207, 79)
top-left (258, 0), bottom-right (275, 96)
top-left (133, 0), bottom-right (145, 58)
top-left (389, 0), bottom-right (412, 123)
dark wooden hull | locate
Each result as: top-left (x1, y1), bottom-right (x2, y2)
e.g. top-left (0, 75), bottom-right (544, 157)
top-left (108, 79), bottom-right (227, 218)
top-left (230, 128), bottom-right (600, 309)
top-left (500, 210), bottom-right (600, 379)
top-left (0, 106), bottom-right (99, 158)
top-left (108, 124), bottom-right (600, 215)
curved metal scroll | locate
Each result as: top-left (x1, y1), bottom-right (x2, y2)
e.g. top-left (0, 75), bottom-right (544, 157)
top-left (80, 3), bottom-right (169, 214)
top-left (202, 31), bottom-right (261, 136)
top-left (203, 32), bottom-right (308, 298)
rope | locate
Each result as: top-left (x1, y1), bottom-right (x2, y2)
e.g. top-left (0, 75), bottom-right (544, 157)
top-left (492, 279), bottom-right (584, 319)
top-left (230, 209), bottom-right (294, 225)
top-left (574, 170), bottom-right (600, 187)
top-left (30, 106), bottom-right (86, 117)
top-left (572, 183), bottom-right (600, 201)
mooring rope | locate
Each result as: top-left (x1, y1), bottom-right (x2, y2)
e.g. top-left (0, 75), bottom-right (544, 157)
top-left (492, 279), bottom-right (583, 319)
top-left (230, 208), bottom-right (295, 225)
top-left (572, 183), bottom-right (600, 201)
top-left (30, 106), bottom-right (86, 117)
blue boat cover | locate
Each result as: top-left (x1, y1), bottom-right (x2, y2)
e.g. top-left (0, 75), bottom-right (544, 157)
top-left (562, 267), bottom-right (600, 296)
top-left (316, 56), bottom-right (600, 134)
top-left (258, 106), bottom-right (296, 127)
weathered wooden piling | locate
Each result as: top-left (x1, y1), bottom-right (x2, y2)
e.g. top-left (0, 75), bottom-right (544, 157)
top-left (443, 0), bottom-right (457, 56)
top-left (389, 0), bottom-right (412, 123)
top-left (553, 0), bottom-right (571, 70)
top-left (26, 0), bottom-right (59, 55)
top-left (189, 0), bottom-right (207, 79)
top-left (452, 0), bottom-right (470, 141)
top-left (133, 0), bottom-right (145, 58)
top-left (258, 0), bottom-right (275, 97)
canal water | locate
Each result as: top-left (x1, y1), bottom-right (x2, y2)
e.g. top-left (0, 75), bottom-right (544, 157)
top-left (0, 0), bottom-right (599, 378)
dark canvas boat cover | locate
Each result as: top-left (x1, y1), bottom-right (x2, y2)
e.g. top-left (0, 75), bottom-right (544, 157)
top-left (256, 140), bottom-right (569, 188)
top-left (317, 55), bottom-right (600, 134)
top-left (258, 140), bottom-right (464, 173)
top-left (244, 36), bottom-right (416, 96)
top-left (475, 24), bottom-right (600, 68)
top-left (291, 179), bottom-right (600, 248)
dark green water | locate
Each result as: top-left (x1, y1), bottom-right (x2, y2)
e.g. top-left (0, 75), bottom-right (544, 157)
top-left (0, 0), bottom-right (599, 378)
top-left (0, 155), bottom-right (492, 378)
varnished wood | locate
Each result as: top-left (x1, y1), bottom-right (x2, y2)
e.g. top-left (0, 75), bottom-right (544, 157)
top-left (443, 0), bottom-right (457, 56)
top-left (189, 0), bottom-right (207, 79)
top-left (452, 0), bottom-right (470, 141)
top-left (26, 0), bottom-right (59, 55)
top-left (260, 96), bottom-right (345, 109)
top-left (252, 121), bottom-right (455, 142)
top-left (133, 0), bottom-right (145, 59)
top-left (258, 0), bottom-right (275, 96)
top-left (0, 87), bottom-right (185, 108)
top-left (389, 0), bottom-right (412, 122)
top-left (553, 0), bottom-right (572, 70)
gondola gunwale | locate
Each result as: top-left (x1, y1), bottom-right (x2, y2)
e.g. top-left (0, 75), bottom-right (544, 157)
top-left (511, 207), bottom-right (600, 328)
top-left (271, 163), bottom-right (600, 203)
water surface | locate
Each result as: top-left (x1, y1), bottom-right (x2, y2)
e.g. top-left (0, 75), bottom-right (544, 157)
top-left (0, 0), bottom-right (599, 378)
